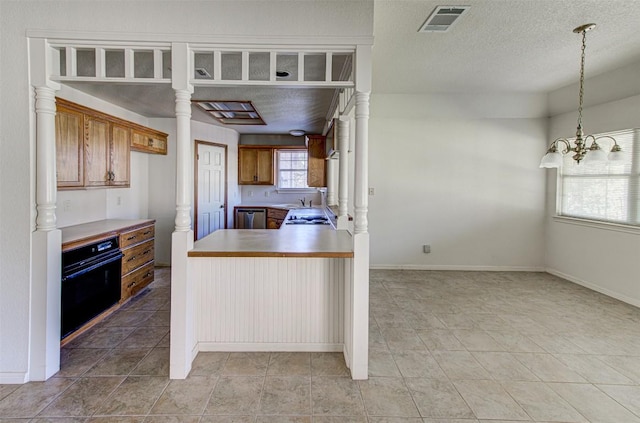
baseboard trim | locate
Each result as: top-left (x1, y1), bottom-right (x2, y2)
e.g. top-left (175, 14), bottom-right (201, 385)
top-left (546, 268), bottom-right (640, 309)
top-left (370, 264), bottom-right (545, 272)
top-left (197, 342), bottom-right (343, 352)
top-left (0, 372), bottom-right (28, 384)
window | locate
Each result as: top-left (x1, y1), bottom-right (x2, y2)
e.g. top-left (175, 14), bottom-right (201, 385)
top-left (277, 150), bottom-right (310, 190)
top-left (559, 128), bottom-right (640, 226)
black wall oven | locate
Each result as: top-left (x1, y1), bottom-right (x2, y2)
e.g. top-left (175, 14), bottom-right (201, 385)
top-left (61, 237), bottom-right (123, 339)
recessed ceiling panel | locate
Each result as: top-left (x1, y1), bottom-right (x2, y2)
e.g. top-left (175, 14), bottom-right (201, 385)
top-left (194, 100), bottom-right (266, 125)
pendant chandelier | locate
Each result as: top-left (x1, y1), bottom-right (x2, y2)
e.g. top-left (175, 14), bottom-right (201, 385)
top-left (540, 23), bottom-right (623, 168)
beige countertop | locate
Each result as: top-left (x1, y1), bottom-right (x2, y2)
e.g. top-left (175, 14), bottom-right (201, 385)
top-left (61, 219), bottom-right (155, 250)
top-left (189, 225), bottom-right (354, 258)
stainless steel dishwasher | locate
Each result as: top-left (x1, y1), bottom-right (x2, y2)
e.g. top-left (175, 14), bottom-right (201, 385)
top-left (235, 208), bottom-right (267, 229)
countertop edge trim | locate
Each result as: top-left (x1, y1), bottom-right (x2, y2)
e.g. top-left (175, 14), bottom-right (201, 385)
top-left (62, 219), bottom-right (156, 251)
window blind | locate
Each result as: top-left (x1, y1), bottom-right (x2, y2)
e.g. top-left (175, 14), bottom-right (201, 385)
top-left (559, 128), bottom-right (640, 226)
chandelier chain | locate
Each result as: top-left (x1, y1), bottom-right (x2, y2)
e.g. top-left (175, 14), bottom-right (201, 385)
top-left (577, 29), bottom-right (587, 129)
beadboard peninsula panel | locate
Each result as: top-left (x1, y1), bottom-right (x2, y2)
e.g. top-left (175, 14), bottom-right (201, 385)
top-left (194, 257), bottom-right (345, 349)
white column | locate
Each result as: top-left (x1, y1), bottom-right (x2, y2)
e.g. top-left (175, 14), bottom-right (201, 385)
top-left (326, 159), bottom-right (337, 206)
top-left (174, 89), bottom-right (192, 232)
top-left (353, 92), bottom-right (369, 235)
top-left (31, 86), bottom-right (62, 381)
top-left (336, 116), bottom-right (350, 230)
top-left (348, 91), bottom-right (371, 380)
top-left (170, 43), bottom-right (196, 379)
top-left (348, 43), bottom-right (372, 380)
top-left (35, 87), bottom-right (58, 231)
top-left (29, 38), bottom-right (63, 381)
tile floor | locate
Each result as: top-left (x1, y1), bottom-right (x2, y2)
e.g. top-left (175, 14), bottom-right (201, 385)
top-left (2, 269), bottom-right (640, 422)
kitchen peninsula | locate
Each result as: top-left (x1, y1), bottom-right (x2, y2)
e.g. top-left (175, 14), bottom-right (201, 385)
top-left (187, 207), bottom-right (354, 358)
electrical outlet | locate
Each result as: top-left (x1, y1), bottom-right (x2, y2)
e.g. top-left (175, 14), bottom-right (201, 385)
top-left (264, 191), bottom-right (269, 197)
top-left (63, 200), bottom-right (71, 211)
top-left (423, 244), bottom-right (431, 254)
top-left (249, 190), bottom-right (254, 197)
top-left (116, 196), bottom-right (122, 206)
top-left (368, 187), bottom-right (375, 195)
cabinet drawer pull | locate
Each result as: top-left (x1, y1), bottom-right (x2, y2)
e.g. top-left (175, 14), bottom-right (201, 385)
top-left (126, 235), bottom-right (137, 241)
top-left (127, 281), bottom-right (137, 288)
top-left (141, 249), bottom-right (151, 256)
top-left (127, 255), bottom-right (136, 262)
top-left (144, 271), bottom-right (153, 278)
top-left (142, 230), bottom-right (152, 236)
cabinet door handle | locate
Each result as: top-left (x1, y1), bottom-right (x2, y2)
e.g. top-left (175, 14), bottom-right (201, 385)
top-left (126, 235), bottom-right (137, 241)
top-left (141, 249), bottom-right (151, 256)
top-left (127, 255), bottom-right (137, 262)
top-left (142, 231), bottom-right (152, 236)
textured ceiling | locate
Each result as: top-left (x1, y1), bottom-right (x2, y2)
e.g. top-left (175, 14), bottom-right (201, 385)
top-left (373, 0), bottom-right (640, 93)
top-left (66, 82), bottom-right (337, 135)
top-left (66, 0), bottom-right (640, 134)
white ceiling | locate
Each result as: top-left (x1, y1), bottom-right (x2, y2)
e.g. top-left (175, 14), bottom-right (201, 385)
top-left (373, 0), bottom-right (640, 94)
top-left (67, 0), bottom-right (640, 134)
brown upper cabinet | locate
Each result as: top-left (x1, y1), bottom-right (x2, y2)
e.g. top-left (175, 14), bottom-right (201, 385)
top-left (109, 123), bottom-right (132, 186)
top-left (238, 147), bottom-right (274, 185)
top-left (55, 105), bottom-right (84, 188)
top-left (131, 128), bottom-right (168, 155)
top-left (306, 135), bottom-right (326, 187)
top-left (84, 116), bottom-right (130, 187)
top-left (55, 98), bottom-right (168, 190)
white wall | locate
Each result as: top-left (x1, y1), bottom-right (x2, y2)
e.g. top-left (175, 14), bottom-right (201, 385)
top-left (369, 93), bottom-right (548, 270)
top-left (545, 61), bottom-right (640, 307)
top-left (0, 0), bottom-right (373, 382)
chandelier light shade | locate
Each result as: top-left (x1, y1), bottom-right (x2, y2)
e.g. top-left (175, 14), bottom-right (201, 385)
top-left (540, 23), bottom-right (622, 169)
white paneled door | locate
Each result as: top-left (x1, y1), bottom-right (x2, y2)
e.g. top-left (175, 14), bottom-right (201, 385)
top-left (196, 142), bottom-right (226, 240)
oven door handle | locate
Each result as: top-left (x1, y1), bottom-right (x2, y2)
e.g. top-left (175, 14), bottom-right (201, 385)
top-left (62, 252), bottom-right (123, 281)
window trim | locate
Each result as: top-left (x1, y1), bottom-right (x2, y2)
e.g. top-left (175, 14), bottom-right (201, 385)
top-left (552, 215), bottom-right (640, 235)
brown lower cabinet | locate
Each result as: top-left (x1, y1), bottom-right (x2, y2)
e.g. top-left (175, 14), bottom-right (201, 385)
top-left (267, 207), bottom-right (289, 229)
top-left (120, 223), bottom-right (155, 301)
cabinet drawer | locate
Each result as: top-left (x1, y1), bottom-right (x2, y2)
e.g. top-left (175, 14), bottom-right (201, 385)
top-left (267, 208), bottom-right (289, 220)
top-left (121, 262), bottom-right (154, 300)
top-left (121, 240), bottom-right (154, 275)
top-left (120, 225), bottom-right (155, 249)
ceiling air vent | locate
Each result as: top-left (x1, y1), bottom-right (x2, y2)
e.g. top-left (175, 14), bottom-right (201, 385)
top-left (418, 6), bottom-right (470, 33)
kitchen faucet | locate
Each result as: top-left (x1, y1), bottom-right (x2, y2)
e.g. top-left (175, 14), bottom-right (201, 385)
top-left (299, 197), bottom-right (306, 207)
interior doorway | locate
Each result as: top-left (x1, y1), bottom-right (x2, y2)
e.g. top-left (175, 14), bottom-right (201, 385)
top-left (194, 140), bottom-right (228, 240)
